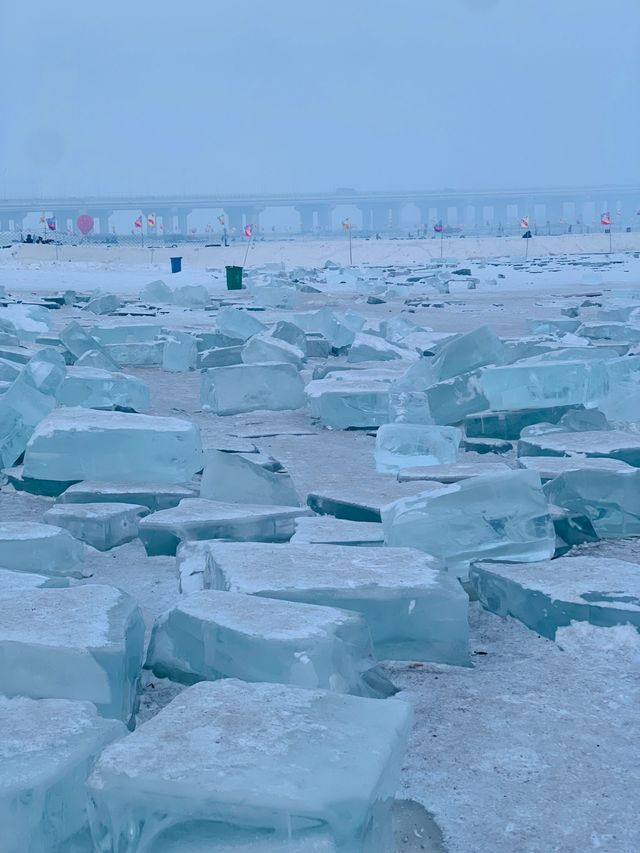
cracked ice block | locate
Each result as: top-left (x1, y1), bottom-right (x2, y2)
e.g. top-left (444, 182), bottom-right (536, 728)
top-left (0, 521), bottom-right (85, 577)
top-left (201, 542), bottom-right (468, 664)
top-left (56, 367), bottom-right (150, 412)
top-left (291, 516), bottom-right (384, 546)
top-left (517, 429), bottom-right (640, 467)
top-left (464, 404), bottom-right (581, 440)
top-left (423, 370), bottom-right (489, 425)
top-left (59, 322), bottom-right (120, 370)
top-left (470, 556), bottom-right (640, 639)
top-left (426, 325), bottom-right (506, 382)
top-left (43, 502), bottom-right (149, 551)
top-left (481, 361), bottom-right (606, 410)
top-left (140, 279), bottom-right (174, 303)
top-left (347, 333), bottom-right (415, 364)
top-left (87, 680), bottom-right (411, 852)
top-left (162, 332), bottom-right (198, 372)
top-left (375, 423), bottom-right (461, 473)
top-left (58, 481), bottom-right (197, 512)
top-left (306, 377), bottom-right (391, 429)
top-left (0, 696), bottom-right (125, 853)
top-left (103, 341), bottom-right (164, 366)
top-left (216, 306), bottom-right (266, 341)
top-left (146, 590), bottom-right (396, 698)
top-left (397, 461), bottom-right (512, 483)
top-left (200, 449), bottom-right (300, 506)
top-left (23, 408), bottom-right (203, 484)
top-left (383, 469), bottom-right (555, 573)
top-left (543, 468), bottom-right (640, 538)
top-left (241, 333), bottom-right (305, 367)
top-left (138, 499), bottom-right (310, 556)
top-left (517, 455), bottom-right (635, 483)
top-left (0, 584), bottom-right (145, 725)
top-left (85, 294), bottom-right (121, 315)
top-left (201, 364), bottom-right (305, 415)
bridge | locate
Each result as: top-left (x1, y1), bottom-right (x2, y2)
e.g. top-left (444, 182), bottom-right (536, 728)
top-left (1, 185), bottom-right (638, 235)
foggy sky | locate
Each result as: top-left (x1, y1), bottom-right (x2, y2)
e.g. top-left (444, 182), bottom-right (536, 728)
top-left (1, 0), bottom-right (638, 198)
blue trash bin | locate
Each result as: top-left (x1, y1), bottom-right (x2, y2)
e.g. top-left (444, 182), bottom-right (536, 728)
top-left (170, 256), bottom-right (182, 274)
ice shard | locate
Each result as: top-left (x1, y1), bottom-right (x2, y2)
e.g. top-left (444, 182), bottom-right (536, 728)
top-left (374, 423), bottom-right (462, 472)
top-left (200, 449), bottom-right (300, 506)
top-left (44, 502), bottom-right (149, 551)
top-left (216, 306), bottom-right (267, 341)
top-left (59, 321), bottom-right (121, 370)
top-left (201, 364), bottom-right (306, 415)
top-left (162, 331), bottom-right (198, 372)
top-left (241, 333), bottom-right (305, 367)
top-left (140, 278), bottom-right (174, 303)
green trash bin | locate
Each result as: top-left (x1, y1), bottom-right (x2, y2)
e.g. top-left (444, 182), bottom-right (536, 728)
top-left (225, 265), bottom-right (243, 290)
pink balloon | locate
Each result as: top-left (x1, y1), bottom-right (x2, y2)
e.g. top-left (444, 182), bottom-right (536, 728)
top-left (77, 214), bottom-right (94, 235)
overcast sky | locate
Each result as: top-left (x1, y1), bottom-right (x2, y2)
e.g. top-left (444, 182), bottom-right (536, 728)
top-left (1, 0), bottom-right (638, 198)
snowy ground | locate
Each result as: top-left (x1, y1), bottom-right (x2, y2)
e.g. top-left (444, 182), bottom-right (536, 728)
top-left (1, 241), bottom-right (639, 852)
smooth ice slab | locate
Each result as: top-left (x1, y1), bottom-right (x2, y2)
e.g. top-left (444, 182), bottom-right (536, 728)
top-left (544, 468), bottom-right (640, 538)
top-left (306, 376), bottom-right (391, 429)
top-left (201, 364), bottom-right (306, 415)
top-left (481, 361), bottom-right (606, 410)
top-left (0, 521), bottom-right (85, 577)
top-left (104, 341), bottom-right (164, 366)
top-left (162, 331), bottom-right (198, 372)
top-left (56, 366), bottom-right (150, 412)
top-left (0, 566), bottom-right (72, 593)
top-left (347, 333), bottom-right (415, 364)
top-left (23, 408), bottom-right (203, 484)
top-left (470, 556), bottom-right (640, 638)
top-left (200, 449), bottom-right (300, 506)
top-left (517, 455), bottom-right (635, 483)
top-left (0, 584), bottom-right (144, 724)
top-left (140, 279), bottom-right (174, 303)
top-left (291, 516), bottom-right (384, 546)
top-left (44, 502), bottom-right (149, 551)
top-left (464, 404), bottom-right (582, 440)
top-left (517, 429), bottom-right (640, 467)
top-left (241, 333), bottom-right (305, 367)
top-left (216, 306), bottom-right (267, 341)
top-left (146, 590), bottom-right (396, 697)
top-left (397, 461), bottom-right (512, 483)
top-left (375, 423), bottom-right (461, 473)
top-left (424, 325), bottom-right (506, 382)
top-left (383, 469), bottom-right (555, 572)
top-left (139, 499), bottom-right (311, 556)
top-left (0, 696), bottom-right (125, 853)
top-left (58, 481), bottom-right (197, 512)
top-left (421, 370), bottom-right (489, 425)
top-left (87, 680), bottom-right (411, 852)
top-left (199, 542), bottom-right (468, 664)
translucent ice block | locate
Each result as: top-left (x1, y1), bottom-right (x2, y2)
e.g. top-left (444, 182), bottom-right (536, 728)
top-left (56, 367), bottom-right (150, 412)
top-left (0, 584), bottom-right (145, 724)
top-left (375, 423), bottom-right (462, 473)
top-left (0, 347), bottom-right (66, 467)
top-left (271, 319), bottom-right (308, 355)
top-left (162, 332), bottom-right (198, 372)
top-left (517, 429), bottom-right (640, 466)
top-left (103, 341), bottom-right (164, 366)
top-left (58, 481), bottom-right (197, 512)
top-left (87, 680), bottom-right (411, 852)
top-left (544, 468), bottom-right (640, 538)
top-left (470, 556), bottom-right (640, 638)
top-left (464, 404), bottom-right (579, 440)
top-left (200, 542), bottom-right (468, 665)
top-left (295, 307), bottom-right (355, 349)
top-left (0, 521), bottom-right (86, 577)
top-left (291, 516), bottom-right (384, 546)
top-left (481, 360), bottom-right (607, 411)
top-left (23, 408), bottom-right (203, 484)
top-left (199, 345), bottom-right (244, 368)
top-left (382, 469), bottom-right (555, 573)
top-left (59, 321), bottom-right (121, 370)
top-left (422, 370), bottom-right (489, 425)
top-left (75, 348), bottom-right (124, 370)
top-left (90, 325), bottom-right (163, 345)
top-left (151, 824), bottom-right (336, 852)
top-left (173, 285), bottom-right (209, 307)
top-left (517, 455), bottom-right (634, 483)
top-left (44, 502), bottom-right (149, 551)
top-left (85, 293), bottom-right (121, 315)
top-left (241, 333), bottom-right (305, 368)
top-left (200, 449), bottom-right (300, 506)
top-left (138, 499), bottom-right (310, 556)
top-left (306, 378), bottom-right (390, 429)
top-left (145, 590), bottom-right (397, 697)
top-left (216, 306), bottom-right (267, 341)
top-left (0, 304), bottom-right (52, 342)
top-left (140, 279), bottom-right (174, 304)
top-left (201, 364), bottom-right (306, 415)
top-left (347, 333), bottom-right (415, 364)
top-left (0, 696), bottom-right (125, 853)
top-left (426, 325), bottom-right (506, 382)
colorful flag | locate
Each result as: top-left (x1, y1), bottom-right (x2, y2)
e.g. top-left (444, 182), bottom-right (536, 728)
top-left (217, 214), bottom-right (225, 226)
top-left (46, 217), bottom-right (56, 231)
top-left (134, 216), bottom-right (143, 229)
top-left (39, 213), bottom-right (46, 224)
top-left (600, 212), bottom-right (611, 226)
top-left (341, 219), bottom-right (351, 230)
top-left (520, 217), bottom-right (529, 229)
top-left (433, 220), bottom-right (444, 233)
top-left (244, 224), bottom-right (253, 237)
top-left (147, 213), bottom-right (156, 227)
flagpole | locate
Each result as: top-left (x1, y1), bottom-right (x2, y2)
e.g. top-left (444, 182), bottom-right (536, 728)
top-left (242, 229), bottom-right (254, 267)
top-left (349, 225), bottom-right (352, 265)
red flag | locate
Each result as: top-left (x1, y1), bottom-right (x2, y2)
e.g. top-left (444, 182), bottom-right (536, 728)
top-left (433, 220), bottom-right (444, 233)
top-left (520, 217), bottom-right (529, 228)
top-left (134, 216), bottom-right (143, 229)
top-left (244, 224), bottom-right (253, 237)
top-left (600, 212), bottom-right (611, 226)
top-left (341, 218), bottom-right (351, 231)
top-left (147, 213), bottom-right (156, 227)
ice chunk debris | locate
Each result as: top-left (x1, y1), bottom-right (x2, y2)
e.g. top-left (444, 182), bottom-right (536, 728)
top-left (242, 332), bottom-right (305, 367)
top-left (216, 306), bottom-right (267, 341)
top-left (481, 361), bottom-right (606, 410)
top-left (162, 331), bottom-right (198, 372)
top-left (383, 469), bottom-right (555, 573)
top-left (201, 363), bottom-right (305, 415)
top-left (44, 502), bottom-right (149, 550)
top-left (0, 521), bottom-right (85, 577)
top-left (140, 278), bottom-right (174, 303)
top-left (0, 696), bottom-right (125, 853)
top-left (56, 366), bottom-right (150, 411)
top-left (146, 590), bottom-right (396, 698)
top-left (518, 429), bottom-right (640, 467)
top-left (87, 680), bottom-right (411, 852)
top-left (200, 449), bottom-right (300, 506)
top-left (23, 408), bottom-right (203, 484)
top-left (375, 423), bottom-right (462, 473)
top-left (0, 584), bottom-right (144, 725)
top-left (58, 481), bottom-right (197, 512)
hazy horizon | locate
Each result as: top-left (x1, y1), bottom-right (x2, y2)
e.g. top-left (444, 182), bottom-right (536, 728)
top-left (2, 0), bottom-right (638, 198)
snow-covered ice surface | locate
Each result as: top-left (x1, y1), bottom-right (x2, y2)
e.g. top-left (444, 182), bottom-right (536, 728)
top-left (0, 239), bottom-right (639, 851)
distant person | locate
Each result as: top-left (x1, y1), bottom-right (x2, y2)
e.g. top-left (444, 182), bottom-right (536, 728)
top-left (24, 233), bottom-right (33, 243)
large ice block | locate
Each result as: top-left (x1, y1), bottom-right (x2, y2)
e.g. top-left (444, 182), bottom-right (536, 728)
top-left (173, 284), bottom-right (209, 307)
top-left (44, 502), bottom-right (149, 550)
top-left (85, 293), bottom-right (121, 315)
top-left (139, 499), bottom-right (310, 556)
top-left (241, 333), bottom-right (305, 367)
top-left (23, 408), bottom-right (203, 484)
top-left (216, 306), bottom-right (267, 341)
top-left (481, 360), bottom-right (606, 410)
top-left (295, 307), bottom-right (355, 349)
top-left (423, 370), bottom-right (489, 425)
top-left (306, 376), bottom-right (391, 429)
top-left (75, 348), bottom-right (124, 370)
top-left (544, 468), bottom-right (640, 538)
top-left (200, 449), bottom-right (300, 506)
top-left (201, 364), bottom-right (306, 415)
top-left (0, 304), bottom-right (52, 342)
top-left (89, 324), bottom-right (163, 345)
top-left (0, 521), bottom-right (85, 577)
top-left (517, 455), bottom-right (635, 483)
top-left (151, 824), bottom-right (336, 852)
top-left (426, 325), bottom-right (506, 382)
top-left (0, 347), bottom-right (66, 468)
top-left (464, 403), bottom-right (582, 440)
top-left (146, 590), bottom-right (396, 697)
top-left (87, 680), bottom-right (411, 852)
top-left (56, 366), bottom-right (150, 411)
top-left (577, 321), bottom-right (640, 343)
top-left (291, 516), bottom-right (384, 546)
top-left (517, 429), bottom-right (640, 467)
top-left (162, 331), bottom-right (198, 372)
top-left (374, 423), bottom-right (462, 473)
top-left (347, 333), bottom-right (415, 363)
top-left (0, 584), bottom-right (144, 724)
top-left (199, 345), bottom-right (243, 368)
top-left (103, 341), bottom-right (164, 366)
top-left (271, 319), bottom-right (308, 355)
top-left (59, 321), bottom-right (121, 370)
top-left (58, 480), bottom-right (197, 512)
top-left (470, 556), bottom-right (640, 638)
top-left (397, 460), bottom-right (512, 483)
top-left (0, 696), bottom-right (125, 853)
top-left (140, 278), bottom-right (174, 304)
top-left (383, 469), bottom-right (555, 572)
top-left (200, 542), bottom-right (468, 664)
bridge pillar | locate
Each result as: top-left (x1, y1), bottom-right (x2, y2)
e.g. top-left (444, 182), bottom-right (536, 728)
top-left (371, 204), bottom-right (390, 232)
top-left (159, 210), bottom-right (175, 235)
top-left (142, 212), bottom-right (158, 237)
top-left (224, 207), bottom-right (243, 235)
top-left (296, 206), bottom-right (314, 233)
top-left (177, 208), bottom-right (192, 236)
top-left (248, 208), bottom-right (263, 232)
top-left (0, 216), bottom-right (9, 233)
top-left (417, 204), bottom-right (431, 229)
top-left (10, 213), bottom-right (23, 232)
top-left (359, 205), bottom-right (375, 231)
top-left (95, 211), bottom-right (112, 235)
top-left (390, 204), bottom-right (403, 230)
top-left (316, 205), bottom-right (334, 232)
